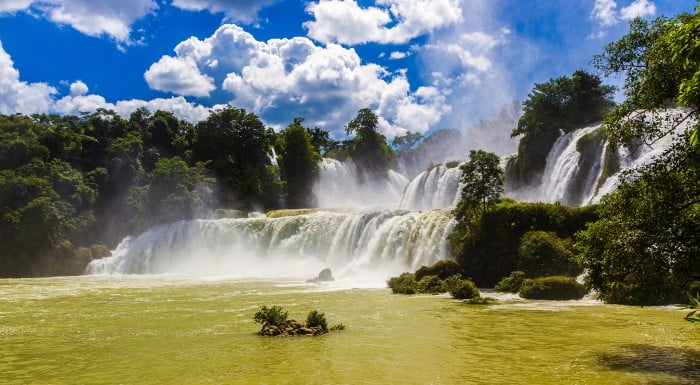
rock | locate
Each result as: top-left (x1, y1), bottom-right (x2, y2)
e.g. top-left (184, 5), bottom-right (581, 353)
top-left (306, 268), bottom-right (335, 283)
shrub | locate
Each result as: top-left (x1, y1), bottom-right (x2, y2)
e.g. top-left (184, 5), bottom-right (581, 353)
top-left (416, 275), bottom-right (444, 294)
top-left (495, 271), bottom-right (526, 293)
top-left (519, 276), bottom-right (587, 300)
top-left (441, 275), bottom-right (465, 293)
top-left (518, 231), bottom-right (578, 277)
top-left (306, 310), bottom-right (328, 332)
top-left (415, 259), bottom-right (462, 281)
top-left (253, 305), bottom-right (288, 326)
top-left (388, 272), bottom-right (417, 294)
top-left (88, 244), bottom-right (111, 259)
top-left (450, 279), bottom-right (480, 300)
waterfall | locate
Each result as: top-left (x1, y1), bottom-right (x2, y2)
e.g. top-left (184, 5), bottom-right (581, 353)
top-left (313, 158), bottom-right (409, 209)
top-left (86, 209), bottom-right (455, 280)
top-left (538, 125), bottom-right (603, 205)
top-left (399, 164), bottom-right (463, 211)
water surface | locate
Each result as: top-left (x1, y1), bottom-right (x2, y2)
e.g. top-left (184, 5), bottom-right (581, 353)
top-left (1, 276), bottom-right (698, 384)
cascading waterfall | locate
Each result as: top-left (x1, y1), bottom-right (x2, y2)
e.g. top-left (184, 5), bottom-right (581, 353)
top-left (86, 209), bottom-right (455, 282)
top-left (399, 164), bottom-right (463, 211)
top-left (313, 158), bottom-right (409, 209)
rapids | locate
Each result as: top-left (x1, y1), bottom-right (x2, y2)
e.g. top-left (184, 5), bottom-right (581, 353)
top-left (86, 209), bottom-right (455, 282)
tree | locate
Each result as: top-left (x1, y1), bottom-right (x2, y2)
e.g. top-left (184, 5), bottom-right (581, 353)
top-left (593, 15), bottom-right (697, 147)
top-left (575, 138), bottom-right (700, 305)
top-left (510, 70), bottom-right (615, 185)
top-left (456, 150), bottom-right (504, 218)
top-left (344, 108), bottom-right (394, 182)
top-left (194, 105), bottom-right (281, 209)
top-left (130, 157), bottom-right (213, 230)
top-left (278, 118), bottom-right (321, 208)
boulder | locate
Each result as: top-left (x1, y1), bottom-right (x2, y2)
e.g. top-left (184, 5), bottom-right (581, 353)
top-left (307, 268), bottom-right (334, 283)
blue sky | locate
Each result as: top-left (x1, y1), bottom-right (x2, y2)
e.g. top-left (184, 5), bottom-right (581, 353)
top-left (0, 0), bottom-right (695, 139)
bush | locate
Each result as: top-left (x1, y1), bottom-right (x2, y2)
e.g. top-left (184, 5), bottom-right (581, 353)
top-left (519, 276), bottom-right (587, 300)
top-left (416, 275), bottom-right (444, 294)
top-left (88, 244), bottom-right (111, 259)
top-left (495, 271), bottom-right (526, 293)
top-left (441, 275), bottom-right (465, 293)
top-left (415, 259), bottom-right (462, 281)
top-left (253, 305), bottom-right (288, 326)
top-left (450, 279), bottom-right (480, 300)
top-left (518, 231), bottom-right (578, 277)
top-left (306, 310), bottom-right (328, 332)
top-left (388, 272), bottom-right (417, 294)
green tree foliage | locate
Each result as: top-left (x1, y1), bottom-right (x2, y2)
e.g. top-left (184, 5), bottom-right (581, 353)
top-left (593, 15), bottom-right (697, 147)
top-left (253, 305), bottom-right (288, 327)
top-left (194, 106), bottom-right (281, 209)
top-left (344, 108), bottom-right (394, 182)
top-left (510, 70), bottom-right (615, 185)
top-left (387, 272), bottom-right (418, 294)
top-left (456, 150), bottom-right (504, 219)
top-left (450, 201), bottom-right (595, 287)
top-left (518, 276), bottom-right (587, 300)
top-left (450, 279), bottom-right (480, 300)
top-left (494, 271), bottom-right (526, 293)
top-left (130, 157), bottom-right (213, 230)
top-left (278, 118), bottom-right (321, 208)
top-left (414, 259), bottom-right (461, 281)
top-left (518, 231), bottom-right (578, 277)
top-left (575, 10), bottom-right (700, 306)
top-left (575, 139), bottom-right (700, 305)
top-left (306, 310), bottom-right (328, 332)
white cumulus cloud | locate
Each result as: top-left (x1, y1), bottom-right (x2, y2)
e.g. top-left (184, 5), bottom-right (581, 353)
top-left (304, 0), bottom-right (462, 45)
top-left (591, 0), bottom-right (656, 29)
top-left (0, 0), bottom-right (157, 42)
top-left (619, 0), bottom-right (656, 20)
top-left (171, 0), bottom-right (275, 22)
top-left (145, 56), bottom-right (216, 97)
top-left (144, 23), bottom-right (450, 136)
top-left (0, 39), bottom-right (211, 123)
top-left (69, 80), bottom-right (89, 96)
top-left (0, 40), bottom-right (56, 115)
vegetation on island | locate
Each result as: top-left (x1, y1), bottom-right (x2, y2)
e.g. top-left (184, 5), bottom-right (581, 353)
top-left (253, 305), bottom-right (344, 336)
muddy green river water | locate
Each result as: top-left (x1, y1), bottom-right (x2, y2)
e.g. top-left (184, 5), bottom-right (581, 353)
top-left (1, 276), bottom-right (698, 384)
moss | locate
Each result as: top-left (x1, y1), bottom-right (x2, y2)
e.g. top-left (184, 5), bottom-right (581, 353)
top-left (266, 208), bottom-right (318, 218)
top-left (596, 142), bottom-right (620, 193)
top-left (215, 209), bottom-right (246, 219)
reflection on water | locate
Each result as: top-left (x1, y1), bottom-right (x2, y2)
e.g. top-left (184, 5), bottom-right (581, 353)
top-left (1, 276), bottom-right (698, 384)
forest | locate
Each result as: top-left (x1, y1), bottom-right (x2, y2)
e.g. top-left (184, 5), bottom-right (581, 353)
top-left (1, 10), bottom-right (699, 307)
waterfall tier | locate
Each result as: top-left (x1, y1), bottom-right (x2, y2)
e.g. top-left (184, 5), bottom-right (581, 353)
top-left (86, 209), bottom-right (455, 280)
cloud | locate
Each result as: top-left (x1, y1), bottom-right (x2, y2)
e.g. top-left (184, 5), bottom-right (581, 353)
top-left (389, 51), bottom-right (409, 60)
top-left (591, 0), bottom-right (656, 29)
top-left (619, 0), bottom-right (656, 20)
top-left (145, 23), bottom-right (451, 137)
top-left (54, 94), bottom-right (212, 123)
top-left (69, 80), bottom-right (89, 96)
top-left (0, 40), bottom-right (56, 115)
top-left (0, 0), bottom-right (33, 13)
top-left (0, 0), bottom-right (157, 42)
top-left (304, 0), bottom-right (462, 45)
top-left (0, 39), bottom-right (210, 123)
top-left (170, 0), bottom-right (275, 22)
top-left (145, 56), bottom-right (216, 97)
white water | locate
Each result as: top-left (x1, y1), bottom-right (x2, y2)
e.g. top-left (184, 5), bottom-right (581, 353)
top-left (399, 164), bottom-right (462, 211)
top-left (86, 209), bottom-right (455, 285)
top-left (313, 158), bottom-right (409, 209)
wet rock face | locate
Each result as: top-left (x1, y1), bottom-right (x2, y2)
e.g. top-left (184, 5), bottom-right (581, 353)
top-left (306, 268), bottom-right (334, 283)
top-left (259, 320), bottom-right (327, 336)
